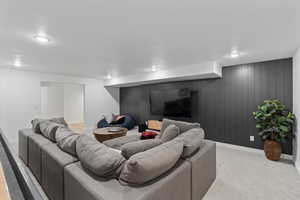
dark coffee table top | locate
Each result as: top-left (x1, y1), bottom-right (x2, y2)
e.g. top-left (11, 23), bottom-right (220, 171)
top-left (93, 127), bottom-right (128, 135)
top-left (93, 127), bottom-right (128, 142)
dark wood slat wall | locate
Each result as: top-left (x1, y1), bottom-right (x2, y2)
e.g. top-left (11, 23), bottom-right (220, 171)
top-left (120, 58), bottom-right (293, 154)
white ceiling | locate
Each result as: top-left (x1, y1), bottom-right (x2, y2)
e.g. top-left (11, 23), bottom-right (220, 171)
top-left (0, 0), bottom-right (299, 79)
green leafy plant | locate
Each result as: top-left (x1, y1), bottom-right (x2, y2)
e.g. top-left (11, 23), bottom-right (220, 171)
top-left (253, 100), bottom-right (295, 143)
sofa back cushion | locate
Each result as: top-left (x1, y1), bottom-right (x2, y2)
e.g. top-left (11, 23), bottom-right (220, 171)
top-left (31, 117), bottom-right (68, 134)
top-left (160, 124), bottom-right (180, 142)
top-left (39, 121), bottom-right (64, 142)
top-left (31, 118), bottom-right (45, 134)
top-left (119, 140), bottom-right (184, 185)
top-left (76, 135), bottom-right (126, 178)
top-left (56, 127), bottom-right (79, 156)
top-left (49, 117), bottom-right (68, 127)
top-left (121, 139), bottom-right (162, 159)
top-left (174, 128), bottom-right (205, 158)
top-left (160, 119), bottom-right (200, 135)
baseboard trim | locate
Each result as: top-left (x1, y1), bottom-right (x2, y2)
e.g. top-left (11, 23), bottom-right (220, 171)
top-left (295, 161), bottom-right (300, 175)
top-left (216, 142), bottom-right (293, 161)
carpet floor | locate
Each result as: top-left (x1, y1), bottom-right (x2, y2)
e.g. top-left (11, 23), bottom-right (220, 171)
top-left (203, 143), bottom-right (300, 200)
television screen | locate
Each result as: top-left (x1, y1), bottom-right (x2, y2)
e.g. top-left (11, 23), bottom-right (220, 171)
top-left (150, 88), bottom-right (192, 118)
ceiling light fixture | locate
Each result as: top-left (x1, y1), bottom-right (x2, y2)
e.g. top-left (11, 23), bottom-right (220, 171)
top-left (151, 65), bottom-right (157, 72)
top-left (230, 49), bottom-right (239, 58)
top-left (13, 58), bottom-right (22, 67)
top-left (34, 33), bottom-right (50, 43)
top-left (106, 74), bottom-right (112, 80)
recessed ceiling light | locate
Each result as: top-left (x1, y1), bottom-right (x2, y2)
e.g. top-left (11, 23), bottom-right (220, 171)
top-left (13, 59), bottom-right (22, 67)
top-left (230, 50), bottom-right (239, 58)
top-left (106, 74), bottom-right (112, 80)
top-left (34, 34), bottom-right (50, 43)
top-left (151, 65), bottom-right (157, 72)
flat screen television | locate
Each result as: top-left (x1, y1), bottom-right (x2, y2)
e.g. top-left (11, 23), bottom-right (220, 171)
top-left (150, 88), bottom-right (192, 118)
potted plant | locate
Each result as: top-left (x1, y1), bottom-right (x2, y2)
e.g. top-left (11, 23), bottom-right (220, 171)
top-left (253, 100), bottom-right (295, 161)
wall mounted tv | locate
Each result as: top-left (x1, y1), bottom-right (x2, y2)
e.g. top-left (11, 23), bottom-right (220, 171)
top-left (150, 88), bottom-right (192, 118)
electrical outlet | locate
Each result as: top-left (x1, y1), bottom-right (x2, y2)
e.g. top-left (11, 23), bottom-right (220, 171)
top-left (250, 136), bottom-right (255, 142)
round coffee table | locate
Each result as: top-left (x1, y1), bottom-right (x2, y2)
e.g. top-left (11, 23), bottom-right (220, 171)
top-left (93, 127), bottom-right (128, 142)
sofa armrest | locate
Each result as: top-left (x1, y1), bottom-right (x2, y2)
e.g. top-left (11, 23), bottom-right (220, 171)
top-left (18, 128), bottom-right (35, 165)
top-left (186, 140), bottom-right (216, 200)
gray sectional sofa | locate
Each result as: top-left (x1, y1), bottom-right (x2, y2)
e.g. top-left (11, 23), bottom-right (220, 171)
top-left (19, 119), bottom-right (216, 200)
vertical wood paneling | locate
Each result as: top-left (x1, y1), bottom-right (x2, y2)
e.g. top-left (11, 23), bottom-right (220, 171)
top-left (120, 58), bottom-right (293, 154)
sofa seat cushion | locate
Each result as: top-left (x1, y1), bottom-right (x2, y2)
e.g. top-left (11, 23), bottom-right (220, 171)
top-left (121, 139), bottom-right (163, 159)
top-left (28, 134), bottom-right (53, 183)
top-left (41, 143), bottom-right (78, 200)
top-left (76, 135), bottom-right (126, 178)
top-left (119, 140), bottom-right (184, 185)
top-left (56, 127), bottom-right (79, 156)
top-left (160, 119), bottom-right (200, 135)
top-left (64, 161), bottom-right (191, 200)
top-left (160, 124), bottom-right (180, 142)
top-left (103, 134), bottom-right (141, 150)
top-left (174, 128), bottom-right (205, 158)
top-left (18, 128), bottom-right (34, 165)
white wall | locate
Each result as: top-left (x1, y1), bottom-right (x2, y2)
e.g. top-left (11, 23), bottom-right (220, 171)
top-left (293, 48), bottom-right (300, 173)
top-left (0, 77), bottom-right (4, 131)
top-left (0, 68), bottom-right (119, 149)
top-left (41, 84), bottom-right (65, 118)
top-left (64, 84), bottom-right (84, 124)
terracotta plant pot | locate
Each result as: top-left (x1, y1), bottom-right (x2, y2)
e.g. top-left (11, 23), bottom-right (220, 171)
top-left (264, 140), bottom-right (282, 161)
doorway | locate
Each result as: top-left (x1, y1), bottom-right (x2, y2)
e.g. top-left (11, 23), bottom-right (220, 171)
top-left (40, 82), bottom-right (85, 132)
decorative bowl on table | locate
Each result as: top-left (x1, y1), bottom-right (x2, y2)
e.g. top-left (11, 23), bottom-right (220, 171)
top-left (107, 126), bottom-right (124, 132)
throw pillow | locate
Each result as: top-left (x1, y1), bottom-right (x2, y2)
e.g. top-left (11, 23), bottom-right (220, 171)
top-left (119, 139), bottom-right (184, 185)
top-left (56, 127), bottom-right (79, 156)
top-left (31, 118), bottom-right (45, 133)
top-left (31, 117), bottom-right (68, 134)
top-left (50, 117), bottom-right (69, 127)
top-left (141, 130), bottom-right (159, 140)
top-left (160, 118), bottom-right (200, 135)
top-left (39, 121), bottom-right (64, 142)
top-left (160, 124), bottom-right (180, 142)
top-left (121, 139), bottom-right (163, 159)
top-left (76, 135), bottom-right (126, 178)
top-left (174, 128), bottom-right (205, 158)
